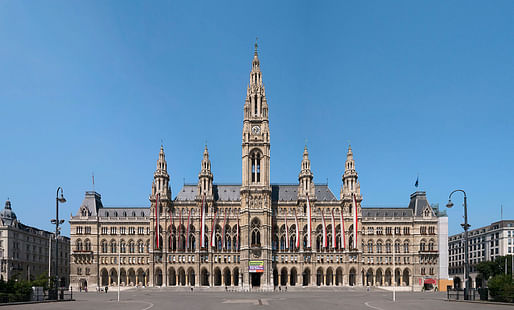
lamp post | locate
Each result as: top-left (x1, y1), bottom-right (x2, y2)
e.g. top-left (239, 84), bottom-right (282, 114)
top-left (51, 187), bottom-right (66, 299)
top-left (446, 189), bottom-right (470, 300)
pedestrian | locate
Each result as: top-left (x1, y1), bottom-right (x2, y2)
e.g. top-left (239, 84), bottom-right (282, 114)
top-left (105, 286), bottom-right (108, 293)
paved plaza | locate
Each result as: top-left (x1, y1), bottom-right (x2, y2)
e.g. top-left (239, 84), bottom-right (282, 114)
top-left (4, 287), bottom-right (512, 310)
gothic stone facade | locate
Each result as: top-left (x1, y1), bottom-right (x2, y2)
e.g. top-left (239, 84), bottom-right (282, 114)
top-left (69, 45), bottom-right (441, 291)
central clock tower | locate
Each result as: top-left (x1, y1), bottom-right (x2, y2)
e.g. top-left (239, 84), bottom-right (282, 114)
top-left (240, 42), bottom-right (272, 290)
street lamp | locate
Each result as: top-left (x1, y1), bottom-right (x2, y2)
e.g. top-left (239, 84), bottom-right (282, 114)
top-left (51, 187), bottom-right (66, 299)
top-left (446, 189), bottom-right (470, 300)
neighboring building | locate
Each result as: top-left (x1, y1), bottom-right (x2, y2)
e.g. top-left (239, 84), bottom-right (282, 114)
top-left (69, 44), bottom-right (445, 291)
top-left (0, 199), bottom-right (70, 286)
top-left (448, 219), bottom-right (514, 288)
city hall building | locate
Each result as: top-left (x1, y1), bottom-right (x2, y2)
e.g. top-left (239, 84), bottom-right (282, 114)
top-left (70, 45), bottom-right (446, 291)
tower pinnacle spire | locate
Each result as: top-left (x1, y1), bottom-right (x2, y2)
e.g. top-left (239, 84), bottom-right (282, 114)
top-left (151, 145), bottom-right (171, 200)
top-left (298, 145), bottom-right (315, 198)
top-left (341, 144), bottom-right (361, 200)
top-left (198, 145), bottom-right (213, 198)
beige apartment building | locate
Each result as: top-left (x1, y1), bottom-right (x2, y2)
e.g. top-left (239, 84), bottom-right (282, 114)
top-left (69, 44), bottom-right (446, 291)
top-left (0, 200), bottom-right (70, 286)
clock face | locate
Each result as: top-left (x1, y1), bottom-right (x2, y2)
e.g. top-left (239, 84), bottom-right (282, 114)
top-left (252, 126), bottom-right (261, 135)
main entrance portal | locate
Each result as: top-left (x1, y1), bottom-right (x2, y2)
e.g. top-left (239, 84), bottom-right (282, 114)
top-left (251, 273), bottom-right (261, 288)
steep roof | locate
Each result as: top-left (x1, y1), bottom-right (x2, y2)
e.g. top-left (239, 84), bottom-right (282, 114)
top-left (174, 184), bottom-right (338, 202)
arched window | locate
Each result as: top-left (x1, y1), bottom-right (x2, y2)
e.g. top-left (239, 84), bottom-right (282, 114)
top-left (394, 240), bottom-right (401, 253)
top-left (251, 218), bottom-right (261, 246)
top-left (376, 240), bottom-right (383, 253)
top-left (110, 241), bottom-right (117, 253)
top-left (84, 239), bottom-right (91, 251)
top-left (120, 241), bottom-right (126, 253)
top-left (76, 239), bottom-right (83, 251)
top-left (428, 239), bottom-right (435, 251)
top-left (386, 240), bottom-right (392, 253)
top-left (367, 240), bottom-right (373, 253)
top-left (138, 241), bottom-right (144, 253)
top-left (420, 239), bottom-right (426, 252)
top-left (251, 152), bottom-right (261, 183)
top-left (403, 241), bottom-right (409, 253)
top-left (101, 240), bottom-right (108, 253)
top-left (129, 240), bottom-right (135, 253)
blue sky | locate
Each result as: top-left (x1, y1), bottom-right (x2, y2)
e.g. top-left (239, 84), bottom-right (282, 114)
top-left (1, 1), bottom-right (513, 237)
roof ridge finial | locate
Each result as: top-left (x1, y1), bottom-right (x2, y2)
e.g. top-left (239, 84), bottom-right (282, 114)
top-left (254, 37), bottom-right (258, 56)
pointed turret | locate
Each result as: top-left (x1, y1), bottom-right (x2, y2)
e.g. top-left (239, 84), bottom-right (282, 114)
top-left (151, 145), bottom-right (171, 201)
top-left (298, 145), bottom-right (315, 198)
top-left (341, 145), bottom-right (361, 200)
top-left (198, 145), bottom-right (214, 199)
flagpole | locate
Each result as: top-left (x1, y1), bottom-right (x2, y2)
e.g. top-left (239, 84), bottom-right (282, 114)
top-left (118, 239), bottom-right (121, 302)
top-left (393, 229), bottom-right (396, 302)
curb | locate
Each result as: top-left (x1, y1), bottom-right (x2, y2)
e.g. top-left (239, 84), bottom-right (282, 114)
top-left (0, 299), bottom-right (75, 307)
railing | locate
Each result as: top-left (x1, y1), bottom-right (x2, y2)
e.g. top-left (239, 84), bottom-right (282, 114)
top-left (447, 288), bottom-right (477, 301)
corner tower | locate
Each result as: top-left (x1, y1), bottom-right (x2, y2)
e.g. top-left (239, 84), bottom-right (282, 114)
top-left (240, 42), bottom-right (273, 290)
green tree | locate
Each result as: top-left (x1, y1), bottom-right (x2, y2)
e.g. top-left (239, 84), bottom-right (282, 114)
top-left (488, 274), bottom-right (514, 302)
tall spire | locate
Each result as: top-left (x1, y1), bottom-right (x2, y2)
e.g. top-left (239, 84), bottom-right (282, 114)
top-left (242, 41), bottom-right (271, 189)
top-left (341, 144), bottom-right (360, 200)
top-left (151, 145), bottom-right (171, 200)
top-left (198, 145), bottom-right (213, 198)
top-left (298, 145), bottom-right (315, 198)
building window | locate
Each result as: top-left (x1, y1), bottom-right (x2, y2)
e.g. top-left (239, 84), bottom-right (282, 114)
top-left (420, 240), bottom-right (426, 252)
top-left (376, 227), bottom-right (383, 235)
top-left (386, 227), bottom-right (392, 235)
top-left (111, 227), bottom-right (117, 235)
top-left (403, 241), bottom-right (409, 253)
top-left (85, 226), bottom-right (91, 235)
top-left (101, 227), bottom-right (108, 235)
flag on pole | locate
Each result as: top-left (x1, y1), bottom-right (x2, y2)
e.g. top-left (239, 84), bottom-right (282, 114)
top-left (155, 193), bottom-right (160, 249)
top-left (200, 196), bottom-right (206, 248)
top-left (222, 209), bottom-right (227, 249)
top-left (236, 216), bottom-right (240, 250)
top-left (340, 207), bottom-right (346, 250)
top-left (186, 209), bottom-right (191, 251)
top-left (210, 208), bottom-right (217, 248)
top-left (306, 194), bottom-right (312, 248)
top-left (285, 210), bottom-right (289, 250)
top-left (331, 209), bottom-right (336, 249)
top-left (178, 208), bottom-right (183, 250)
top-left (352, 193), bottom-right (358, 249)
top-left (322, 209), bottom-right (327, 248)
top-left (294, 209), bottom-right (300, 249)
top-left (170, 206), bottom-right (174, 249)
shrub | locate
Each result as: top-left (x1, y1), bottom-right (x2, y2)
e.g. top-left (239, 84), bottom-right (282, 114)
top-left (488, 274), bottom-right (514, 302)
